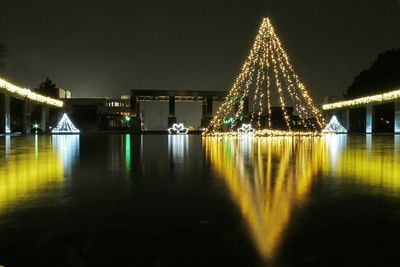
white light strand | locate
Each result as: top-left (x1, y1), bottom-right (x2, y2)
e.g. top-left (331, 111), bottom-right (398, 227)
top-left (168, 123), bottom-right (189, 135)
top-left (237, 123), bottom-right (255, 135)
top-left (52, 113), bottom-right (80, 134)
top-left (323, 89), bottom-right (400, 110)
top-left (322, 116), bottom-right (347, 133)
top-left (0, 77), bottom-right (63, 107)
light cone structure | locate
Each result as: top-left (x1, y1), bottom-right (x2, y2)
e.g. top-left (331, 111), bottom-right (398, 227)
top-left (322, 115), bottom-right (347, 133)
top-left (52, 113), bottom-right (80, 134)
top-left (205, 18), bottom-right (325, 136)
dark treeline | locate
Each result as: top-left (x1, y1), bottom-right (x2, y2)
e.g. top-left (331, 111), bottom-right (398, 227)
top-left (345, 49), bottom-right (400, 98)
top-left (36, 77), bottom-right (57, 96)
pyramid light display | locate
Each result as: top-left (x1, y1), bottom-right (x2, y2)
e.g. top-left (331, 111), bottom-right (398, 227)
top-left (322, 115), bottom-right (347, 133)
top-left (168, 123), bottom-right (189, 135)
top-left (52, 113), bottom-right (80, 134)
top-left (204, 18), bottom-right (325, 136)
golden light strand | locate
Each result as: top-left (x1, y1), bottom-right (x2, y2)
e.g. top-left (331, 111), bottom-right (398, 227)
top-left (205, 17), bottom-right (325, 136)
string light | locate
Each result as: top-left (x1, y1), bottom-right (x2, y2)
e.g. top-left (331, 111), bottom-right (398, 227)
top-left (168, 123), bottom-right (189, 135)
top-left (52, 113), bottom-right (80, 134)
top-left (0, 77), bottom-right (63, 107)
top-left (204, 17), bottom-right (324, 136)
top-left (237, 123), bottom-right (255, 135)
top-left (322, 115), bottom-right (347, 133)
top-left (322, 89), bottom-right (400, 110)
top-left (204, 129), bottom-right (321, 137)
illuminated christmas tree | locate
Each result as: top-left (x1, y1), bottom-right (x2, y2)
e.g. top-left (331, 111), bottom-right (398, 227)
top-left (322, 115), bottom-right (347, 133)
top-left (52, 113), bottom-right (80, 134)
top-left (205, 18), bottom-right (325, 136)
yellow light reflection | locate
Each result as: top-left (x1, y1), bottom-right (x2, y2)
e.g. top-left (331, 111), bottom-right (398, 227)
top-left (322, 135), bottom-right (400, 192)
top-left (204, 137), bottom-right (324, 260)
top-left (204, 135), bottom-right (400, 262)
top-left (0, 137), bottom-right (64, 214)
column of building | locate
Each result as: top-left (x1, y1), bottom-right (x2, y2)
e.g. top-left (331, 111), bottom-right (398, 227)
top-left (366, 104), bottom-right (373, 134)
top-left (168, 96), bottom-right (176, 127)
top-left (395, 102), bottom-right (400, 134)
top-left (22, 100), bottom-right (32, 134)
top-left (0, 93), bottom-right (11, 134)
top-left (130, 96), bottom-right (142, 133)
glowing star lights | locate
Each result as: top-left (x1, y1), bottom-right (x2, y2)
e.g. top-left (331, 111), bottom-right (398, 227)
top-left (168, 123), bottom-right (189, 135)
top-left (238, 123), bottom-right (255, 135)
top-left (322, 116), bottom-right (347, 134)
top-left (52, 113), bottom-right (80, 134)
top-left (204, 17), bottom-right (325, 137)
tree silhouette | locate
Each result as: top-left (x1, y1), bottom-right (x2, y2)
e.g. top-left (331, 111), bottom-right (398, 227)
top-left (37, 77), bottom-right (58, 97)
top-left (345, 49), bottom-right (400, 98)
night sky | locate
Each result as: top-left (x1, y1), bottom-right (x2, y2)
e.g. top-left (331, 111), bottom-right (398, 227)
top-left (1, 0), bottom-right (399, 103)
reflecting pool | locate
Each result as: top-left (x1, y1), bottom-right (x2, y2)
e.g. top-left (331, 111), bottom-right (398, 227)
top-left (0, 134), bottom-right (399, 266)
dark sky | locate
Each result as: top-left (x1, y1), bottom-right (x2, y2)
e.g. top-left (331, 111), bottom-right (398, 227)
top-left (1, 0), bottom-right (399, 102)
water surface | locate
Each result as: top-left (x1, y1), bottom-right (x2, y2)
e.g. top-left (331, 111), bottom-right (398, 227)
top-left (0, 134), bottom-right (399, 267)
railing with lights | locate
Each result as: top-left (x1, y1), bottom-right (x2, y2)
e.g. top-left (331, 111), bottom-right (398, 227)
top-left (322, 89), bottom-right (400, 111)
top-left (0, 77), bottom-right (63, 107)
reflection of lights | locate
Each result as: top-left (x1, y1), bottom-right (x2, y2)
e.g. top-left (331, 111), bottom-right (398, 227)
top-left (0, 77), bottom-right (63, 107)
top-left (0, 137), bottom-right (64, 214)
top-left (125, 134), bottom-right (131, 171)
top-left (204, 137), bottom-right (321, 261)
top-left (323, 134), bottom-right (347, 166)
top-left (168, 123), bottom-right (188, 135)
top-left (35, 134), bottom-right (39, 157)
top-left (395, 135), bottom-right (400, 146)
top-left (52, 135), bottom-right (80, 172)
top-left (205, 135), bottom-right (400, 263)
top-left (204, 129), bottom-right (321, 137)
top-left (322, 115), bottom-right (347, 133)
top-left (237, 123), bottom-right (255, 136)
top-left (33, 122), bottom-right (40, 134)
top-left (322, 136), bottom-right (400, 192)
top-left (5, 135), bottom-right (10, 157)
top-left (168, 135), bottom-right (189, 163)
top-left (52, 113), bottom-right (80, 134)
